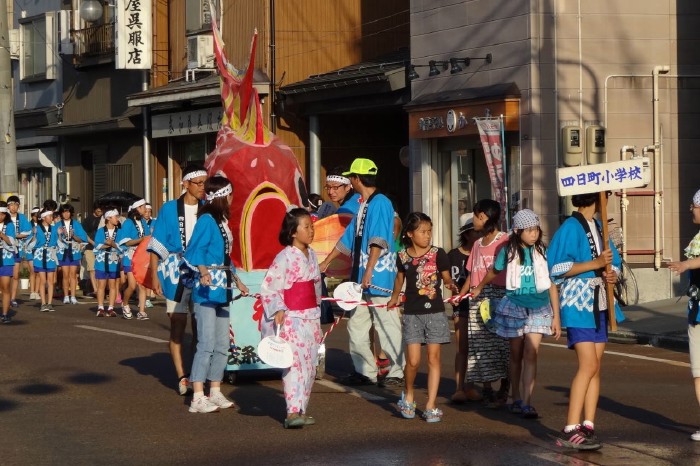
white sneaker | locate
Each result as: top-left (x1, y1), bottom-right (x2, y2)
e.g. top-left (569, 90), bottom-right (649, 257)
top-left (208, 391), bottom-right (235, 409)
top-left (29, 292), bottom-right (38, 300)
top-left (692, 431), bottom-right (700, 441)
top-left (63, 296), bottom-right (70, 304)
top-left (189, 396), bottom-right (220, 413)
top-left (70, 296), bottom-right (79, 305)
top-left (122, 306), bottom-right (133, 320)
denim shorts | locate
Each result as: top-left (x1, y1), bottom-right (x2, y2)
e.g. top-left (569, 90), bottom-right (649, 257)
top-left (566, 313), bottom-right (608, 349)
top-left (402, 312), bottom-right (451, 345)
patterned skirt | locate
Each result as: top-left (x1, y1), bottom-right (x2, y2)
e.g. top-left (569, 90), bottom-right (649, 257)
top-left (467, 285), bottom-right (509, 383)
top-left (493, 297), bottom-right (554, 338)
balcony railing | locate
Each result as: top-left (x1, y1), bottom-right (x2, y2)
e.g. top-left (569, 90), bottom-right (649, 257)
top-left (73, 23), bottom-right (115, 57)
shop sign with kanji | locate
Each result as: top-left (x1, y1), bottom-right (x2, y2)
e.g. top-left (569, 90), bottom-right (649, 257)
top-left (556, 158), bottom-right (651, 196)
top-left (116, 0), bottom-right (153, 70)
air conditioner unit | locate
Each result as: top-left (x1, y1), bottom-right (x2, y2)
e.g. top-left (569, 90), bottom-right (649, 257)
top-left (187, 34), bottom-right (214, 69)
top-left (8, 29), bottom-right (19, 59)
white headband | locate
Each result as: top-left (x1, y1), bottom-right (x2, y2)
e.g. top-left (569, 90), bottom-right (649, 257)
top-left (206, 184), bottom-right (232, 202)
top-left (183, 170), bottom-right (208, 182)
top-left (40, 210), bottom-right (53, 219)
top-left (327, 175), bottom-right (350, 185)
top-left (31, 207), bottom-right (40, 214)
top-left (129, 199), bottom-right (146, 212)
top-left (103, 209), bottom-right (119, 219)
top-left (0, 207), bottom-right (8, 213)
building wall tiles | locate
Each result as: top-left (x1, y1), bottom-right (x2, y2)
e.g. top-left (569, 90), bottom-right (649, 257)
top-left (410, 0), bottom-right (698, 292)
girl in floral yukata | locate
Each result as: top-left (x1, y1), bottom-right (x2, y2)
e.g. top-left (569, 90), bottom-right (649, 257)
top-left (261, 206), bottom-right (322, 429)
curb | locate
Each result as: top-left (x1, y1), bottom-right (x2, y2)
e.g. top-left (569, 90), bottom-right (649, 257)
top-left (609, 330), bottom-right (689, 352)
top-left (560, 328), bottom-right (689, 352)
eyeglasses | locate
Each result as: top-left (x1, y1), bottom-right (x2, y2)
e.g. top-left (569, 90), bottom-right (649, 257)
top-left (188, 180), bottom-right (205, 186)
top-left (325, 184), bottom-right (345, 191)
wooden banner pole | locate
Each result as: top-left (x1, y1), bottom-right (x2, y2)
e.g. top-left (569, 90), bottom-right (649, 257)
top-left (599, 191), bottom-right (617, 331)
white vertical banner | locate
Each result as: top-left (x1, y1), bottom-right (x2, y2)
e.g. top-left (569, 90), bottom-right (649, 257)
top-left (474, 117), bottom-right (507, 225)
top-left (116, 0), bottom-right (152, 69)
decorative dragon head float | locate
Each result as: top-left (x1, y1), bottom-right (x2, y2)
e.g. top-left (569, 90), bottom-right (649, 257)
top-left (205, 7), bottom-right (307, 271)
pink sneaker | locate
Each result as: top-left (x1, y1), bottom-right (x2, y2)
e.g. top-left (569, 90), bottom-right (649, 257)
top-left (115, 293), bottom-right (122, 305)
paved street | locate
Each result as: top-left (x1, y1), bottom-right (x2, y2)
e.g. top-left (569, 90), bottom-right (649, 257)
top-left (1, 295), bottom-right (699, 465)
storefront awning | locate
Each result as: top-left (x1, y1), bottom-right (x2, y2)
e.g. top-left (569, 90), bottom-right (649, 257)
top-left (17, 147), bottom-right (58, 169)
top-left (405, 83), bottom-right (520, 110)
top-left (278, 49), bottom-right (410, 114)
top-left (126, 70), bottom-right (271, 108)
top-left (34, 108), bottom-right (141, 136)
top-left (15, 106), bottom-right (60, 130)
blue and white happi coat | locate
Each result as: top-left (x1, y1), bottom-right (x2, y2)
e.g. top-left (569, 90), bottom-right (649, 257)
top-left (31, 223), bottom-right (60, 270)
top-left (336, 192), bottom-right (397, 296)
top-left (118, 217), bottom-right (151, 268)
top-left (147, 196), bottom-right (202, 301)
top-left (547, 216), bottom-right (625, 329)
top-left (0, 222), bottom-right (17, 267)
top-left (94, 226), bottom-right (122, 274)
top-left (183, 214), bottom-right (236, 305)
top-left (10, 213), bottom-right (31, 261)
top-left (57, 219), bottom-right (88, 262)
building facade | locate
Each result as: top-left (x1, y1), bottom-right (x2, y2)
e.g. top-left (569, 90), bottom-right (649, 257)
top-left (128, 0), bottom-right (410, 213)
top-left (408, 0), bottom-right (699, 301)
top-left (12, 0), bottom-right (145, 218)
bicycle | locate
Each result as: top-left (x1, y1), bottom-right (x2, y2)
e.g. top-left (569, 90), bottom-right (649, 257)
top-left (608, 222), bottom-right (639, 306)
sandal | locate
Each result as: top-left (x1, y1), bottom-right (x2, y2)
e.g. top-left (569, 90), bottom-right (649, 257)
top-left (283, 413), bottom-right (305, 429)
top-left (422, 408), bottom-right (443, 423)
top-left (397, 392), bottom-right (416, 419)
top-left (521, 405), bottom-right (539, 419)
top-left (508, 399), bottom-right (523, 414)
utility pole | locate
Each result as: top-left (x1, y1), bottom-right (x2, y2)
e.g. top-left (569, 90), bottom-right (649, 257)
top-left (0, 0), bottom-right (17, 196)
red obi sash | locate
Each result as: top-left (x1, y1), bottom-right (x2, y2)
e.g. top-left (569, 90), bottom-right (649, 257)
top-left (283, 280), bottom-right (317, 311)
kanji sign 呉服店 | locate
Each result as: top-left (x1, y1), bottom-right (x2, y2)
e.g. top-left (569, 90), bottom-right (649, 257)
top-left (116, 0), bottom-right (153, 70)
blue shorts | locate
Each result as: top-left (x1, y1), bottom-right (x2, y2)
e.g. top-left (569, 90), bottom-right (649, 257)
top-left (122, 265), bottom-right (132, 273)
top-left (35, 267), bottom-right (57, 273)
top-left (96, 270), bottom-right (119, 280)
top-left (0, 265), bottom-right (13, 276)
top-left (566, 313), bottom-right (608, 349)
top-left (59, 259), bottom-right (81, 267)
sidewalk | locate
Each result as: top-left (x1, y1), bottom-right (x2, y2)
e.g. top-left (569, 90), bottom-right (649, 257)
top-left (608, 297), bottom-right (690, 351)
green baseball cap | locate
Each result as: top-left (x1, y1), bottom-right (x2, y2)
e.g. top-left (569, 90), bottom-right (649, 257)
top-left (343, 158), bottom-right (378, 176)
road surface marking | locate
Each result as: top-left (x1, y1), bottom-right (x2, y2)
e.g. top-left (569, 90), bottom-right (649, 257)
top-left (542, 342), bottom-right (690, 367)
top-left (76, 325), bottom-right (169, 344)
top-left (315, 379), bottom-right (387, 401)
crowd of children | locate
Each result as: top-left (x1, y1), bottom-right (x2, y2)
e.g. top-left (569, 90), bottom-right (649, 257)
top-left (0, 195), bottom-right (154, 322)
top-left (374, 195), bottom-right (621, 452)
top-left (0, 179), bottom-right (635, 448)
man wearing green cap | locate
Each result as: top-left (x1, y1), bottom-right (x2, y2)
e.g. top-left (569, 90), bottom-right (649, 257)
top-left (320, 158), bottom-right (404, 386)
